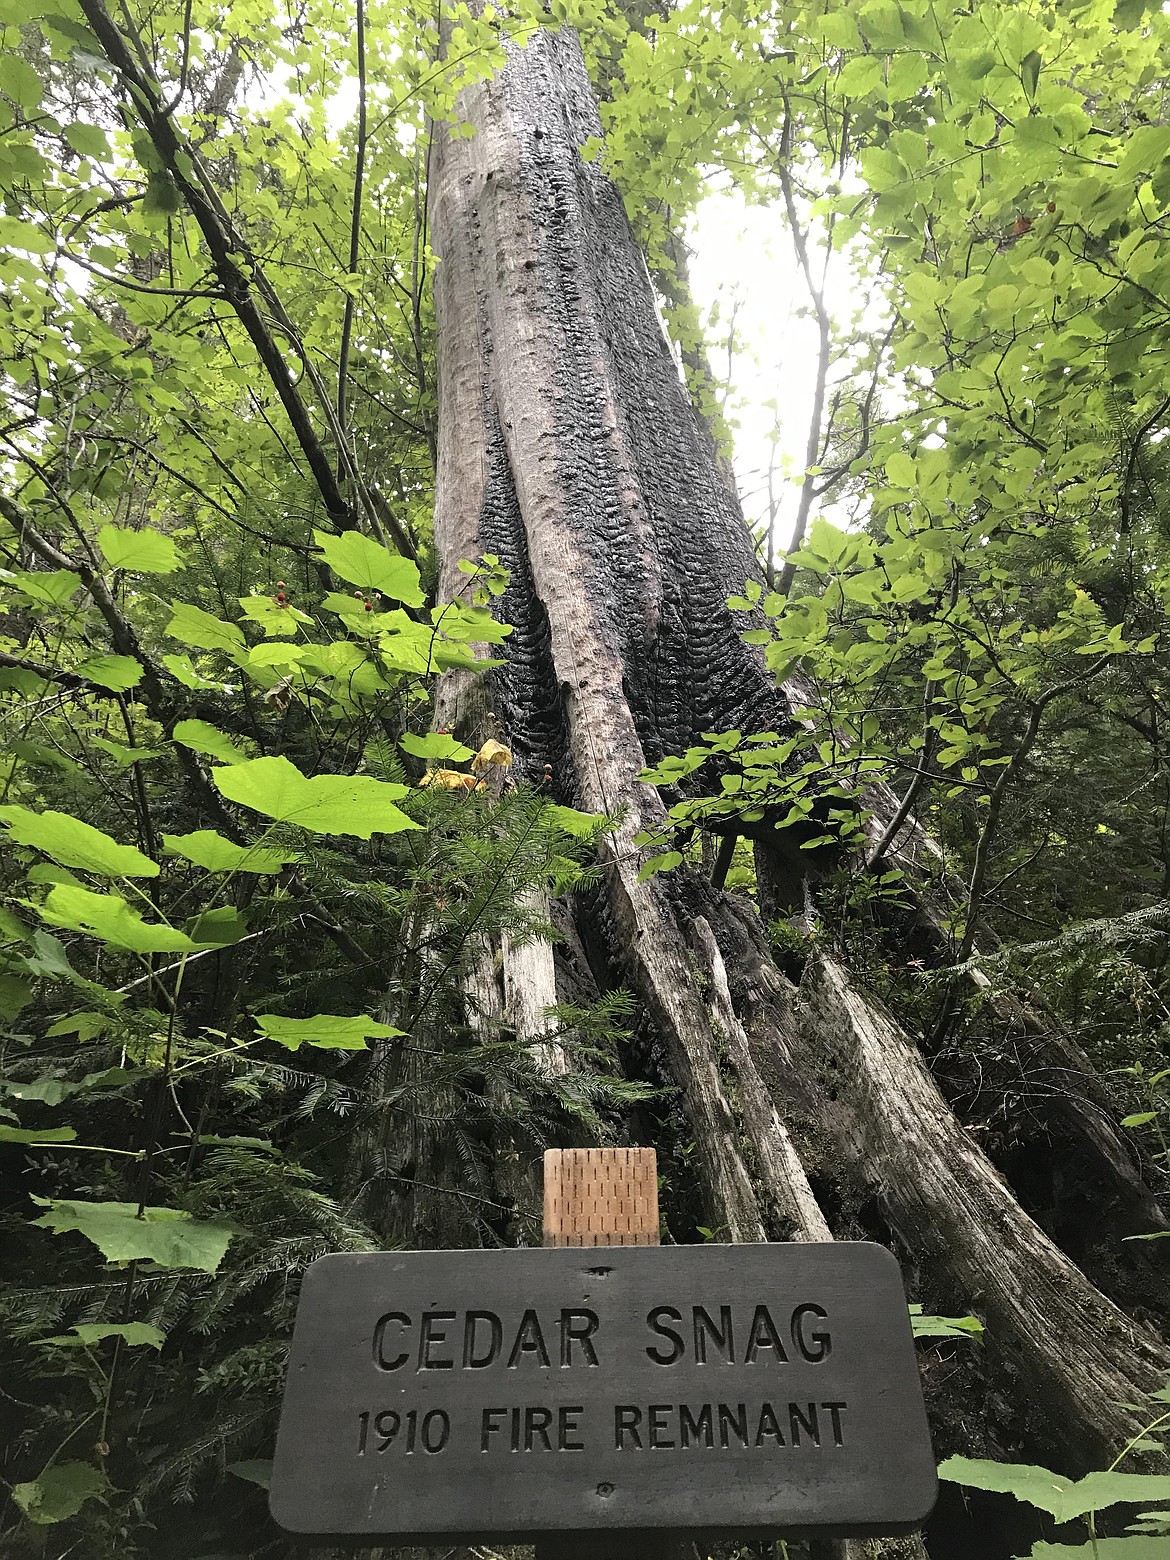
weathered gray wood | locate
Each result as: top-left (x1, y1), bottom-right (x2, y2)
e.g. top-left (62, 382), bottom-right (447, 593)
top-left (798, 953), bottom-right (1170, 1464)
top-left (427, 24), bottom-right (823, 1248)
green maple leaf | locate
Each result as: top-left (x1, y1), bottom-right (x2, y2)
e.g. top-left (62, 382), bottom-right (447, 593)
top-left (0, 807), bottom-right (159, 878)
top-left (97, 524), bottom-right (180, 573)
top-left (39, 885), bottom-right (197, 953)
top-left (213, 756), bottom-right (419, 838)
top-left (313, 528), bottom-right (424, 605)
top-left (31, 1198), bottom-right (234, 1273)
top-left (254, 1013), bottom-right (403, 1051)
top-left (12, 1462), bottom-right (107, 1525)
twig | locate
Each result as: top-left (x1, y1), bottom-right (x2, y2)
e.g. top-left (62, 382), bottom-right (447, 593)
top-left (336, 0), bottom-right (368, 439)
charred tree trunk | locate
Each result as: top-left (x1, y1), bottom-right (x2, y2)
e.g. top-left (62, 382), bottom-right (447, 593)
top-left (413, 16), bottom-right (1169, 1503)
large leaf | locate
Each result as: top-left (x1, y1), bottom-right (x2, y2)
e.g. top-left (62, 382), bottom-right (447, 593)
top-left (0, 1124), bottom-right (78, 1144)
top-left (39, 1322), bottom-right (165, 1350)
top-left (940, 1458), bottom-right (1170, 1522)
top-left (400, 731), bottom-right (475, 764)
top-left (64, 120), bottom-right (110, 159)
top-left (5, 568), bottom-right (81, 606)
top-left (165, 602), bottom-right (245, 654)
top-left (1022, 1544), bottom-right (1170, 1560)
top-left (184, 907), bottom-right (249, 946)
top-left (237, 594), bottom-right (313, 636)
top-left (313, 528), bottom-right (425, 605)
top-left (172, 718), bottom-right (250, 765)
top-left (21, 930), bottom-right (86, 983)
top-left (0, 972), bottom-right (31, 1018)
top-left (92, 736), bottom-right (165, 767)
top-left (254, 1013), bottom-right (403, 1051)
top-left (76, 654), bottom-right (144, 691)
top-left (12, 1462), bottom-right (107, 1525)
top-left (909, 1303), bottom-right (984, 1340)
top-left (0, 807), bottom-right (159, 878)
top-left (161, 653), bottom-right (224, 690)
top-left (45, 1013), bottom-right (117, 1042)
top-left (31, 1198), bottom-right (234, 1273)
top-left (163, 829), bottom-right (296, 875)
top-left (543, 803), bottom-right (610, 839)
top-left (97, 524), bottom-right (180, 574)
top-left (3, 1067), bottom-right (140, 1105)
top-left (213, 756), bottom-right (420, 838)
top-left (39, 886), bottom-right (197, 953)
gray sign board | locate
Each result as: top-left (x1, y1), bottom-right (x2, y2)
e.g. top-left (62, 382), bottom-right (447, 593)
top-left (269, 1242), bottom-right (936, 1543)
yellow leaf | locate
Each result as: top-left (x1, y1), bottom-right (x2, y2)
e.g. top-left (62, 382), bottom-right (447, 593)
top-left (420, 768), bottom-right (482, 792)
top-left (471, 739), bottom-right (512, 774)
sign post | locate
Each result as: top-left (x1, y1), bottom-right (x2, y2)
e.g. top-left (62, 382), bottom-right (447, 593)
top-left (538, 1148), bottom-right (682, 1559)
top-left (269, 1149), bottom-right (937, 1551)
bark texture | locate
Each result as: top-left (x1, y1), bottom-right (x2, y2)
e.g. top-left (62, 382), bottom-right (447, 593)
top-left (424, 17), bottom-right (1169, 1491)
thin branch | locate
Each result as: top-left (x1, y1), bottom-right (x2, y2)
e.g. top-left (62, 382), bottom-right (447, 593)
top-left (336, 0), bottom-right (367, 437)
top-left (958, 654), bottom-right (1113, 963)
top-left (78, 0), bottom-right (358, 531)
top-left (866, 682), bottom-right (938, 870)
top-left (1119, 394), bottom-right (1170, 535)
top-left (0, 649), bottom-right (118, 698)
top-left (775, 134), bottom-right (831, 600)
top-left (66, 251), bottom-right (224, 300)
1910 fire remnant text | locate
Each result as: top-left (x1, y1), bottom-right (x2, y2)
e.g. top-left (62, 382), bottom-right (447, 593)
top-left (269, 1244), bottom-right (935, 1543)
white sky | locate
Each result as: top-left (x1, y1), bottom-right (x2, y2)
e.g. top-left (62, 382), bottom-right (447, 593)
top-left (687, 187), bottom-right (874, 556)
top-left (688, 192), bottom-right (820, 553)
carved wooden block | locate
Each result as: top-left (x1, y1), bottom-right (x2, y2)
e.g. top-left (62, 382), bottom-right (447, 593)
top-left (543, 1147), bottom-right (660, 1248)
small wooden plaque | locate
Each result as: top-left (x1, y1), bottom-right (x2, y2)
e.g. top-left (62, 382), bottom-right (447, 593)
top-left (543, 1147), bottom-right (659, 1247)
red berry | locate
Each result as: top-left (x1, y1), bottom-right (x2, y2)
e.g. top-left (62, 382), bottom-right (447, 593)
top-left (364, 602), bottom-right (373, 612)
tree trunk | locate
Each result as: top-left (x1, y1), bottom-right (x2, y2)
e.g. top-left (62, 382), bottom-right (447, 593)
top-left (420, 15), bottom-right (1169, 1495)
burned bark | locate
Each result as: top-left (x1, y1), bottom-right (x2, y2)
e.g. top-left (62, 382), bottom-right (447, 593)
top-left (422, 14), bottom-right (1169, 1496)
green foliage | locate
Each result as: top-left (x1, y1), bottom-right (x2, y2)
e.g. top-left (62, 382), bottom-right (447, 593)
top-left (401, 730), bottom-right (476, 763)
top-left (939, 1457), bottom-right (1170, 1524)
top-left (1022, 1544), bottom-right (1170, 1560)
top-left (0, 808), bottom-right (159, 879)
top-left (96, 525), bottom-right (180, 575)
top-left (162, 830), bottom-right (296, 874)
top-left (4, 0), bottom-right (1170, 1550)
top-left (252, 1013), bottom-right (403, 1051)
top-left (213, 755), bottom-right (420, 839)
top-left (0, 297), bottom-right (626, 1555)
top-left (313, 528), bottom-right (425, 605)
top-left (39, 1323), bottom-right (166, 1349)
top-left (38, 885), bottom-right (202, 953)
top-left (908, 1303), bottom-right (984, 1341)
top-left (30, 1200), bottom-right (235, 1273)
top-left (172, 720), bottom-right (252, 766)
top-left (12, 1462), bottom-right (107, 1526)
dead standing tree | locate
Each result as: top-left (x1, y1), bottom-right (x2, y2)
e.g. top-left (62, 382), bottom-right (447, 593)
top-left (421, 19), bottom-right (1169, 1478)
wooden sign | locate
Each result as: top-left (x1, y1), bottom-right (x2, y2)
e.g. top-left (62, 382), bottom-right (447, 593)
top-left (269, 1242), bottom-right (937, 1545)
top-left (543, 1146), bottom-right (660, 1246)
